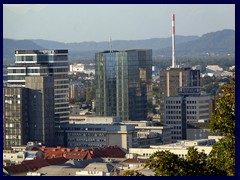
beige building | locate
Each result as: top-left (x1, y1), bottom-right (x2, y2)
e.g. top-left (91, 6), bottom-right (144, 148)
top-left (3, 149), bottom-right (43, 166)
top-left (128, 137), bottom-right (220, 159)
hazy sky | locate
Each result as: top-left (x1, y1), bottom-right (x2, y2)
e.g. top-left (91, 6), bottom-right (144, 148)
top-left (3, 4), bottom-right (235, 43)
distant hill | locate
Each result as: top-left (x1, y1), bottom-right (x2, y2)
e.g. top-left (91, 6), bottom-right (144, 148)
top-left (3, 29), bottom-right (235, 65)
top-left (3, 39), bottom-right (44, 65)
top-left (159, 29), bottom-right (235, 56)
top-left (31, 35), bottom-right (198, 51)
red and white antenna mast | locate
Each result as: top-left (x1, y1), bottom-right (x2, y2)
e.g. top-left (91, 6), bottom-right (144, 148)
top-left (109, 36), bottom-right (112, 53)
top-left (172, 14), bottom-right (176, 68)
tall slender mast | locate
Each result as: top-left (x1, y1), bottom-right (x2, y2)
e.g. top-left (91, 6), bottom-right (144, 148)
top-left (172, 14), bottom-right (176, 68)
top-left (109, 36), bottom-right (112, 53)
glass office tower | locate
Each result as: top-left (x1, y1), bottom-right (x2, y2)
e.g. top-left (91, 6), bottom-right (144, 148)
top-left (95, 49), bottom-right (152, 121)
top-left (7, 50), bottom-right (69, 126)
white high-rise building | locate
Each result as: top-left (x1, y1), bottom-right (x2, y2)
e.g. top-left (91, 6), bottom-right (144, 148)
top-left (7, 50), bottom-right (69, 126)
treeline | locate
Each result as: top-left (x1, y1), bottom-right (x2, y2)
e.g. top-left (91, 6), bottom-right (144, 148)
top-left (153, 56), bottom-right (235, 71)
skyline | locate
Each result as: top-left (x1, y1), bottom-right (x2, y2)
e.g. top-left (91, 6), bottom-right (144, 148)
top-left (3, 4), bottom-right (235, 43)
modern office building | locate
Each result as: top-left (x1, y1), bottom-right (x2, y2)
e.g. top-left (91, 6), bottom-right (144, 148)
top-left (164, 96), bottom-right (185, 142)
top-left (25, 76), bottom-right (55, 146)
top-left (3, 87), bottom-right (29, 150)
top-left (3, 76), bottom-right (55, 149)
top-left (55, 116), bottom-right (172, 152)
top-left (7, 50), bottom-right (69, 126)
top-left (159, 67), bottom-right (200, 121)
top-left (159, 67), bottom-right (200, 99)
top-left (164, 86), bottom-right (212, 143)
top-left (56, 117), bottom-right (138, 152)
top-left (95, 49), bottom-right (152, 121)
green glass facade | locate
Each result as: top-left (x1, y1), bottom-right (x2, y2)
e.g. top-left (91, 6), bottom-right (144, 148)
top-left (95, 49), bottom-right (152, 121)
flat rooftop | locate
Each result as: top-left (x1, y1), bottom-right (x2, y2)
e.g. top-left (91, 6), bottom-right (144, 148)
top-left (15, 50), bottom-right (68, 54)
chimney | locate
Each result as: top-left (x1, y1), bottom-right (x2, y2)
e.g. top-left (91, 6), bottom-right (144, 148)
top-left (109, 36), bottom-right (112, 53)
top-left (172, 14), bottom-right (176, 68)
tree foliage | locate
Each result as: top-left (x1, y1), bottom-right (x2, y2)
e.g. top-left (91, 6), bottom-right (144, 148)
top-left (144, 147), bottom-right (226, 176)
top-left (145, 150), bottom-right (185, 176)
top-left (122, 170), bottom-right (145, 176)
top-left (208, 78), bottom-right (235, 176)
top-left (209, 78), bottom-right (235, 137)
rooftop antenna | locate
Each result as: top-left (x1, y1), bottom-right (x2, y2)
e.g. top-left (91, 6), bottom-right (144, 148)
top-left (172, 14), bottom-right (176, 68)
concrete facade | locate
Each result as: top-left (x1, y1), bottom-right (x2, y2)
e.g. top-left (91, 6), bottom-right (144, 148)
top-left (3, 87), bottom-right (29, 150)
top-left (25, 76), bottom-right (55, 146)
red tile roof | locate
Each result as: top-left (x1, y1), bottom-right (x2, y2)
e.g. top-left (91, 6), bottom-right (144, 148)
top-left (4, 157), bottom-right (68, 175)
top-left (4, 146), bottom-right (125, 175)
top-left (38, 145), bottom-right (126, 160)
top-left (65, 149), bottom-right (93, 160)
top-left (122, 158), bottom-right (147, 164)
top-left (92, 146), bottom-right (126, 158)
top-left (38, 146), bottom-right (70, 159)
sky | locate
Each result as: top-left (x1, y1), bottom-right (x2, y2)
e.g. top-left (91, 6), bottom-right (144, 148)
top-left (3, 4), bottom-right (235, 43)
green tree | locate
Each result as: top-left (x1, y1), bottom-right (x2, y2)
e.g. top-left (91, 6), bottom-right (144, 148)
top-left (208, 78), bottom-right (235, 176)
top-left (122, 170), bottom-right (145, 176)
top-left (86, 87), bottom-right (93, 105)
top-left (144, 147), bottom-right (226, 176)
top-left (145, 151), bottom-right (185, 176)
top-left (184, 147), bottom-right (225, 176)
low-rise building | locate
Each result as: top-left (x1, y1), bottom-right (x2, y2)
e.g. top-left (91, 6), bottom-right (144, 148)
top-left (75, 163), bottom-right (120, 176)
top-left (3, 150), bottom-right (43, 166)
top-left (122, 121), bottom-right (172, 146)
top-left (205, 65), bottom-right (223, 73)
top-left (55, 117), bottom-right (172, 151)
top-left (128, 136), bottom-right (220, 159)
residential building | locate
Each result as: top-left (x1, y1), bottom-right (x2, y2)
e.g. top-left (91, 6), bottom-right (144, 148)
top-left (3, 150), bottom-right (43, 166)
top-left (75, 163), bottom-right (120, 176)
top-left (95, 49), bottom-right (152, 121)
top-left (7, 50), bottom-right (69, 126)
top-left (69, 83), bottom-right (86, 102)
